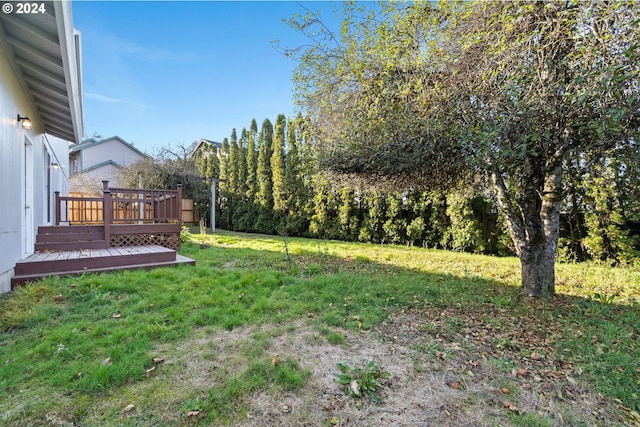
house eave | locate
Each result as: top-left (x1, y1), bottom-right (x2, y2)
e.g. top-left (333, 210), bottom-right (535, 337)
top-left (0, 1), bottom-right (84, 143)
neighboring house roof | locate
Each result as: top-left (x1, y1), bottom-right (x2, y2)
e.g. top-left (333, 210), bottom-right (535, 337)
top-left (73, 159), bottom-right (123, 174)
top-left (0, 2), bottom-right (84, 143)
top-left (188, 138), bottom-right (222, 159)
top-left (70, 135), bottom-right (149, 158)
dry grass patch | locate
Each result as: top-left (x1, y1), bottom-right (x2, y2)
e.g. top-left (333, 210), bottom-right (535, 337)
top-left (75, 315), bottom-right (626, 426)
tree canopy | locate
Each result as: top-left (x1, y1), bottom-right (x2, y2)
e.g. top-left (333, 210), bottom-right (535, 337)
top-left (287, 0), bottom-right (640, 296)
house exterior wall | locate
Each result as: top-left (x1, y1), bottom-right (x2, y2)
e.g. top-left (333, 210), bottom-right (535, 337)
top-left (0, 43), bottom-right (70, 293)
top-left (81, 139), bottom-right (146, 171)
top-left (70, 138), bottom-right (147, 193)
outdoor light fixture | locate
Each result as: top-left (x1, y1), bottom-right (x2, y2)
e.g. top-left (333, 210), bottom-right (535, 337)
top-left (17, 114), bottom-right (32, 130)
top-left (51, 163), bottom-right (59, 170)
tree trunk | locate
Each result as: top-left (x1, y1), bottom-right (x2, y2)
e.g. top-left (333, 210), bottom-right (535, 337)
top-left (492, 160), bottom-right (562, 297)
top-left (520, 243), bottom-right (556, 297)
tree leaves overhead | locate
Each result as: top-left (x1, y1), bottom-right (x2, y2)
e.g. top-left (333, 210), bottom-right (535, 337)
top-left (288, 1), bottom-right (640, 189)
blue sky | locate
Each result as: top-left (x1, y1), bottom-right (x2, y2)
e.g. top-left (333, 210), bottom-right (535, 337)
top-left (72, 1), bottom-right (340, 154)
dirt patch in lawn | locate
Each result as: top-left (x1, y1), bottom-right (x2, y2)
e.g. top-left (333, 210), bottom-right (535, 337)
top-left (150, 308), bottom-right (629, 426)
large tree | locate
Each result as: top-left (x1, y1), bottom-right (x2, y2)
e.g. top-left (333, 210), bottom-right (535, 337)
top-left (246, 118), bottom-right (259, 201)
top-left (228, 129), bottom-right (240, 195)
top-left (288, 1), bottom-right (640, 296)
top-left (257, 119), bottom-right (275, 209)
top-left (271, 114), bottom-right (288, 212)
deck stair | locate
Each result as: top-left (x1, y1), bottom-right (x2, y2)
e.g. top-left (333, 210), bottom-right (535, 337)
top-left (35, 225), bottom-right (109, 251)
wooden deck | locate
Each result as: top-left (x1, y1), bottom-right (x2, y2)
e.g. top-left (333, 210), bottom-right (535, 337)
top-left (11, 245), bottom-right (195, 288)
top-left (11, 183), bottom-right (196, 289)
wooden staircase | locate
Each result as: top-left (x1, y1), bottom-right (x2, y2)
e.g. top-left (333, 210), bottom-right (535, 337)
top-left (11, 225), bottom-right (195, 288)
top-left (35, 225), bottom-right (109, 251)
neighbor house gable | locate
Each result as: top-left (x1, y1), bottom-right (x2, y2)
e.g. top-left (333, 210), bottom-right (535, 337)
top-left (188, 138), bottom-right (222, 159)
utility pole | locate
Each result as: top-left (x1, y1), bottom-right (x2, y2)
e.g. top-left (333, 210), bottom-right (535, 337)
top-left (210, 178), bottom-right (217, 233)
top-left (210, 178), bottom-right (226, 233)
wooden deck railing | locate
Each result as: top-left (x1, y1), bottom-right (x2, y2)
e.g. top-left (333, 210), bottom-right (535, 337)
top-left (56, 181), bottom-right (183, 226)
top-left (54, 181), bottom-right (183, 249)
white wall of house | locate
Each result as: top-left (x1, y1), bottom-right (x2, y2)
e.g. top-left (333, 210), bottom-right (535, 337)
top-left (83, 138), bottom-right (145, 170)
top-left (70, 137), bottom-right (147, 193)
top-left (0, 44), bottom-right (70, 293)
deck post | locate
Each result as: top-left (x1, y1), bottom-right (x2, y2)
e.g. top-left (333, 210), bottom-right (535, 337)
top-left (54, 191), bottom-right (60, 225)
top-left (102, 181), bottom-right (112, 246)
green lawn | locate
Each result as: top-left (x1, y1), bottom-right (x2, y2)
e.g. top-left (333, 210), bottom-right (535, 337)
top-left (1, 230), bottom-right (638, 426)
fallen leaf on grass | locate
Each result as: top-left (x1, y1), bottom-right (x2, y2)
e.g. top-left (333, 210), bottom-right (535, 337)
top-left (530, 352), bottom-right (543, 361)
top-left (112, 313), bottom-right (121, 319)
top-left (145, 366), bottom-right (155, 375)
top-left (102, 357), bottom-right (111, 365)
top-left (121, 404), bottom-right (135, 414)
top-left (186, 411), bottom-right (200, 417)
top-left (501, 387), bottom-right (510, 394)
top-left (350, 380), bottom-right (361, 397)
top-left (53, 294), bottom-right (64, 302)
top-left (152, 357), bottom-right (165, 364)
top-left (280, 404), bottom-right (292, 413)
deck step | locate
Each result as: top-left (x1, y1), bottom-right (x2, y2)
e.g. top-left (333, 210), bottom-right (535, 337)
top-left (35, 225), bottom-right (108, 251)
top-left (37, 225), bottom-right (104, 236)
top-left (11, 254), bottom-right (195, 288)
top-left (35, 240), bottom-right (110, 251)
top-left (15, 245), bottom-right (177, 275)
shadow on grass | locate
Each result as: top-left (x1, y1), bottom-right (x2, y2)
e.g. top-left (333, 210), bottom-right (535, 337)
top-left (182, 232), bottom-right (640, 413)
top-left (1, 231), bottom-right (638, 418)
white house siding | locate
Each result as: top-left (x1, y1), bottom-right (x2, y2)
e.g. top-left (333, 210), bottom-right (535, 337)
top-left (70, 137), bottom-right (147, 193)
top-left (82, 139), bottom-right (145, 170)
top-left (0, 45), bottom-right (70, 292)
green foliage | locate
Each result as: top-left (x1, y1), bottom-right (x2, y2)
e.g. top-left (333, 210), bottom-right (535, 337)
top-left (180, 225), bottom-right (192, 243)
top-left (309, 176), bottom-right (338, 239)
top-left (228, 129), bottom-right (240, 195)
top-left (257, 118), bottom-right (274, 210)
top-left (444, 192), bottom-right (485, 253)
top-left (358, 192), bottom-right (386, 243)
top-left (246, 119), bottom-right (259, 201)
top-left (272, 114), bottom-right (287, 213)
top-left (406, 217), bottom-right (425, 246)
top-left (337, 186), bottom-right (359, 241)
top-left (285, 0), bottom-right (640, 296)
top-left (383, 193), bottom-right (406, 244)
top-left (209, 112), bottom-right (634, 266)
top-left (237, 128), bottom-right (249, 197)
top-left (336, 360), bottom-right (390, 403)
top-left (194, 142), bottom-right (219, 181)
top-left (583, 160), bottom-right (639, 265)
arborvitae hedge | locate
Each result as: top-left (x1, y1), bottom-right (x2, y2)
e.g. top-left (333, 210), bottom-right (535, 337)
top-left (206, 116), bottom-right (639, 262)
